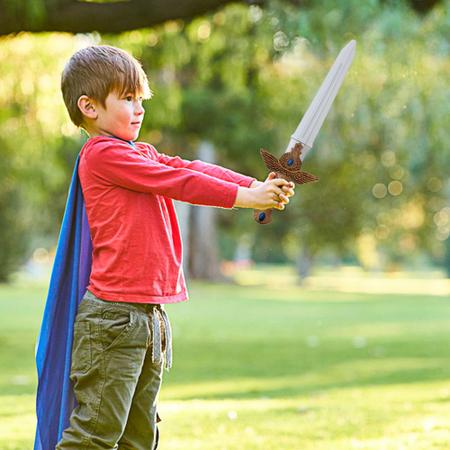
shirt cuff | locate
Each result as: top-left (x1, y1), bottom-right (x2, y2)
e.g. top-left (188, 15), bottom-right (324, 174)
top-left (225, 184), bottom-right (240, 209)
top-left (243, 176), bottom-right (257, 188)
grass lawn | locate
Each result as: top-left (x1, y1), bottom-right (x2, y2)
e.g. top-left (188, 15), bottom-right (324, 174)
top-left (0, 267), bottom-right (449, 449)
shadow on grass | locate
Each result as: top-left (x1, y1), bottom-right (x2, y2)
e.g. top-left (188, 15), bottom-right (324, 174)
top-left (163, 337), bottom-right (450, 401)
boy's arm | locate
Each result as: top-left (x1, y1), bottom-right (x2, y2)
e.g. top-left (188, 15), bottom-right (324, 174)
top-left (153, 146), bottom-right (257, 189)
top-left (85, 139), bottom-right (241, 209)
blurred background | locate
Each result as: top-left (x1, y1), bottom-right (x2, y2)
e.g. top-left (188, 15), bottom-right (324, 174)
top-left (0, 0), bottom-right (449, 448)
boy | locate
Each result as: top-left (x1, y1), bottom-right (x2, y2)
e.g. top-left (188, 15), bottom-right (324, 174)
top-left (48, 44), bottom-right (294, 449)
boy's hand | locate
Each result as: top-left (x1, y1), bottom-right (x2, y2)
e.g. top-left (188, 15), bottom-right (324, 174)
top-left (236, 173), bottom-right (295, 210)
top-left (250, 173), bottom-right (295, 209)
top-left (265, 172), bottom-right (295, 208)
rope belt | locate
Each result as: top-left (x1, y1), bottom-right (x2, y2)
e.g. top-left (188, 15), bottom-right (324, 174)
top-left (150, 305), bottom-right (173, 370)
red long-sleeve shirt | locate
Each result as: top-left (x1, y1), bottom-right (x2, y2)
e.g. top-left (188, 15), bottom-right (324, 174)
top-left (78, 135), bottom-right (255, 304)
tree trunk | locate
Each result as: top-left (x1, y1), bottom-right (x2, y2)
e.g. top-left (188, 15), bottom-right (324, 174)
top-left (172, 199), bottom-right (191, 280)
top-left (234, 233), bottom-right (254, 268)
top-left (295, 245), bottom-right (313, 284)
top-left (188, 141), bottom-right (228, 281)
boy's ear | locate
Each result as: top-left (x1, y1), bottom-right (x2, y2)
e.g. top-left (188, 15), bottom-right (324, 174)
top-left (77, 95), bottom-right (98, 120)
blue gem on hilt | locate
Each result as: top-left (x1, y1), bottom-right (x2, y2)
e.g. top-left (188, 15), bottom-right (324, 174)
top-left (258, 212), bottom-right (266, 222)
top-left (287, 159), bottom-right (294, 166)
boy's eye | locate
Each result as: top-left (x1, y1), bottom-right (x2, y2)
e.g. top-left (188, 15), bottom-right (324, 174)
top-left (125, 95), bottom-right (143, 102)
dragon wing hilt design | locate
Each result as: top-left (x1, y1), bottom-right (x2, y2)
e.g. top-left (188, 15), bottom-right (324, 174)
top-left (253, 142), bottom-right (319, 224)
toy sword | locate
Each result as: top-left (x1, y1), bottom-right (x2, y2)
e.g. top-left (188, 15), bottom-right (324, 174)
top-left (254, 40), bottom-right (356, 224)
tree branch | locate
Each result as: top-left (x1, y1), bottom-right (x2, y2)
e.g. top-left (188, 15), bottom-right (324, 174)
top-left (0, 0), bottom-right (236, 37)
top-left (0, 0), bottom-right (442, 37)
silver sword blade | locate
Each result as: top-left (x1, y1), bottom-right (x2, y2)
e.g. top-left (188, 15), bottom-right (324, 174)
top-left (284, 40), bottom-right (356, 160)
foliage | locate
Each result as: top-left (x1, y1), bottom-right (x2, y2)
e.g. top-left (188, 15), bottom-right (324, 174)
top-left (104, 0), bottom-right (449, 267)
top-left (0, 33), bottom-right (85, 277)
top-left (3, 0), bottom-right (48, 28)
top-left (0, 0), bottom-right (448, 278)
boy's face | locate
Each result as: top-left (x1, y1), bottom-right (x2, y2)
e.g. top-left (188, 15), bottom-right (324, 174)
top-left (83, 90), bottom-right (145, 141)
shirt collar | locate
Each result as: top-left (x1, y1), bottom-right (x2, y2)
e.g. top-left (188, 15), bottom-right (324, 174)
top-left (105, 134), bottom-right (136, 147)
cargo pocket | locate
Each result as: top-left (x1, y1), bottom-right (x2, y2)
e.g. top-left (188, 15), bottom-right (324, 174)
top-left (100, 309), bottom-right (135, 352)
top-left (72, 321), bottom-right (92, 373)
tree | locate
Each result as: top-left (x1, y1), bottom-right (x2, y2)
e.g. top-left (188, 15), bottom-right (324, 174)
top-left (0, 33), bottom-right (83, 281)
top-left (105, 0), bottom-right (448, 273)
top-left (0, 0), bottom-right (448, 283)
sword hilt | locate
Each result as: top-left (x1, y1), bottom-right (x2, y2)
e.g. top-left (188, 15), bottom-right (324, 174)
top-left (254, 145), bottom-right (302, 225)
top-left (253, 144), bottom-right (318, 224)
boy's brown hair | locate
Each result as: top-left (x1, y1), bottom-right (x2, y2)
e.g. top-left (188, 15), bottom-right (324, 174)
top-left (61, 45), bottom-right (152, 128)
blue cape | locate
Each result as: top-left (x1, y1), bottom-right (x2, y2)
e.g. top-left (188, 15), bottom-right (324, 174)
top-left (34, 153), bottom-right (93, 449)
top-left (34, 137), bottom-right (140, 448)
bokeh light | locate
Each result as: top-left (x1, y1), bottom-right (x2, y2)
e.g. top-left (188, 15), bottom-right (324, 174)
top-left (381, 150), bottom-right (396, 167)
top-left (372, 183), bottom-right (387, 198)
top-left (388, 180), bottom-right (403, 196)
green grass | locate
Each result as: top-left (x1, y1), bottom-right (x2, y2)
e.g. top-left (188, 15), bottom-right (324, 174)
top-left (1, 271), bottom-right (450, 449)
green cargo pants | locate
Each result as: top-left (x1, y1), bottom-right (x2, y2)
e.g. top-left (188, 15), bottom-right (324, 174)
top-left (56, 289), bottom-right (172, 450)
